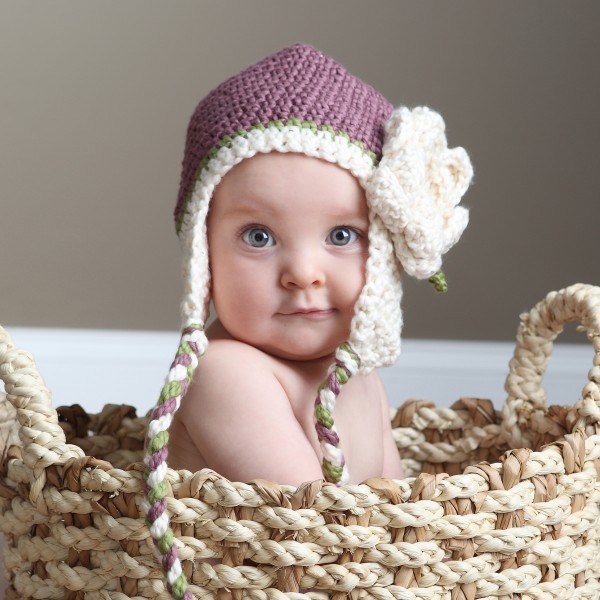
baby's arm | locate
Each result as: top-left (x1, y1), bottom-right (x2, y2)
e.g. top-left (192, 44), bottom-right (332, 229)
top-left (175, 339), bottom-right (324, 486)
top-left (375, 373), bottom-right (405, 479)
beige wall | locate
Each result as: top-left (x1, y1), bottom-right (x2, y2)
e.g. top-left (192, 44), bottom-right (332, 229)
top-left (1, 1), bottom-right (598, 342)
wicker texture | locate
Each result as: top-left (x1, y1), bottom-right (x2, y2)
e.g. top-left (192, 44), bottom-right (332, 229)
top-left (1, 283), bottom-right (600, 599)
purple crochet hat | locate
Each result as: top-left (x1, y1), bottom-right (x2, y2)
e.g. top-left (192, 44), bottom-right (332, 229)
top-left (144, 44), bottom-right (472, 599)
top-left (174, 43), bottom-right (393, 232)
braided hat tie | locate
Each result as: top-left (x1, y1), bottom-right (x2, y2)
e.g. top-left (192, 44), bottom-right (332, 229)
top-left (143, 325), bottom-right (205, 600)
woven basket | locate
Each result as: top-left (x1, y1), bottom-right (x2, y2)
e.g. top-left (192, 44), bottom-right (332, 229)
top-left (1, 283), bottom-right (600, 600)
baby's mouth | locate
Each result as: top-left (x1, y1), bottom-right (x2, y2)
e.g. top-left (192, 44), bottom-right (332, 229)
top-left (280, 308), bottom-right (336, 318)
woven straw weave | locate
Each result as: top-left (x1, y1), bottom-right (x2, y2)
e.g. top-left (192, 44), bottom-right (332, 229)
top-left (1, 283), bottom-right (600, 599)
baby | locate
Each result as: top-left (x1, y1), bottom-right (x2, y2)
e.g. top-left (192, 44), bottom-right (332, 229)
top-left (168, 150), bottom-right (404, 485)
top-left (144, 45), bottom-right (472, 582)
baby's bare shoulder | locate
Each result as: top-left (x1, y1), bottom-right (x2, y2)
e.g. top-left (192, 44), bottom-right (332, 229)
top-left (185, 338), bottom-right (283, 406)
top-left (177, 339), bottom-right (323, 484)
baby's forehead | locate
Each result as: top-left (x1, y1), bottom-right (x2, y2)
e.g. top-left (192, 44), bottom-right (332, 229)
top-left (210, 152), bottom-right (367, 219)
top-left (219, 151), bottom-right (362, 189)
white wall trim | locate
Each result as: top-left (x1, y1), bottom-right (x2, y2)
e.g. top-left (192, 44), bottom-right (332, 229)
top-left (3, 327), bottom-right (593, 414)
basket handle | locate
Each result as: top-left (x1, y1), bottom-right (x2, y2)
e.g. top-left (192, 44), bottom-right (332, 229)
top-left (0, 325), bottom-right (84, 486)
top-left (501, 283), bottom-right (600, 448)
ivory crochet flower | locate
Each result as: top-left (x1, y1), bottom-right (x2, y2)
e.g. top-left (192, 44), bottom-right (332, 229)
top-left (367, 106), bottom-right (473, 280)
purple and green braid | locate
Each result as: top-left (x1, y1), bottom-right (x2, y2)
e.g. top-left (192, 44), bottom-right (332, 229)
top-left (314, 342), bottom-right (360, 485)
top-left (143, 324), bottom-right (205, 600)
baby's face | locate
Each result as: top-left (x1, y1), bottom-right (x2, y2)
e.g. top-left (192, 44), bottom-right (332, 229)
top-left (207, 152), bottom-right (368, 361)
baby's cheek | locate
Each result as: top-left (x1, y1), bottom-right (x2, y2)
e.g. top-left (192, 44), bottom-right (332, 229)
top-left (348, 272), bottom-right (367, 307)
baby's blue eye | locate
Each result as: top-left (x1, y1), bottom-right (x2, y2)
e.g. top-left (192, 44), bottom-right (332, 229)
top-left (242, 227), bottom-right (274, 248)
top-left (327, 227), bottom-right (358, 246)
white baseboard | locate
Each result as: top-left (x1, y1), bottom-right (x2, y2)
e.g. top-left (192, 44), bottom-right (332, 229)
top-left (379, 338), bottom-right (593, 410)
top-left (3, 327), bottom-right (593, 415)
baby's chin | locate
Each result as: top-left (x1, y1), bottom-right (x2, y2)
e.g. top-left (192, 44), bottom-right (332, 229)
top-left (207, 319), bottom-right (349, 363)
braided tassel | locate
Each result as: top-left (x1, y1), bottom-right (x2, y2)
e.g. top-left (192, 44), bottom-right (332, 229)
top-left (314, 343), bottom-right (360, 485)
top-left (143, 324), bottom-right (205, 600)
top-left (428, 270), bottom-right (448, 293)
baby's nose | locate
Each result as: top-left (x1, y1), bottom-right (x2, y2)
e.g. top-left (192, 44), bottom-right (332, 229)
top-left (280, 249), bottom-right (325, 289)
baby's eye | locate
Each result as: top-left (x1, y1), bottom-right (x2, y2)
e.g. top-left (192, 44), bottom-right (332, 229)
top-left (327, 227), bottom-right (359, 246)
top-left (242, 227), bottom-right (275, 248)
